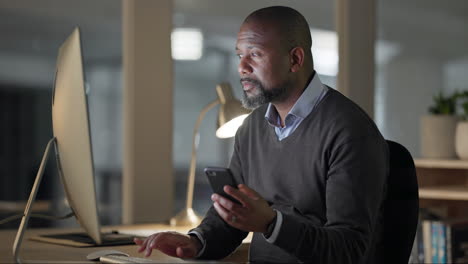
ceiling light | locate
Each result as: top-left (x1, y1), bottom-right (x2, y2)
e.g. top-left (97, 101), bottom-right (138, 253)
top-left (311, 28), bottom-right (338, 76)
top-left (171, 28), bottom-right (203, 60)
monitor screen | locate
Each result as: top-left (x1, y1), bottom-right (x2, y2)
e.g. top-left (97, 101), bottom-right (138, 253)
top-left (52, 27), bottom-right (101, 244)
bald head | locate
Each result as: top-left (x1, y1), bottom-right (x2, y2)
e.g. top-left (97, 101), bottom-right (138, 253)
top-left (243, 6), bottom-right (313, 69)
top-left (236, 6), bottom-right (315, 109)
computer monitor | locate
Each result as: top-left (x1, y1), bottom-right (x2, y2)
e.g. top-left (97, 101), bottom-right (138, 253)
top-left (52, 26), bottom-right (101, 244)
top-left (13, 28), bottom-right (134, 261)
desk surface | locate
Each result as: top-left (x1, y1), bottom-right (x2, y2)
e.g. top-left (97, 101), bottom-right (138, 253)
top-left (0, 224), bottom-right (249, 263)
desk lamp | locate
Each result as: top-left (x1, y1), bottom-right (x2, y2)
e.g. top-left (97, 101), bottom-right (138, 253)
top-left (170, 83), bottom-right (250, 227)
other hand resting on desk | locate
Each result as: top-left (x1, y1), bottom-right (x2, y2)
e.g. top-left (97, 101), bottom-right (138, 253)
top-left (134, 232), bottom-right (201, 258)
top-left (134, 184), bottom-right (275, 259)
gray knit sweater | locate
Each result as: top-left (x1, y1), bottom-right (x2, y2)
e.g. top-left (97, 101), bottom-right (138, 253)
top-left (193, 87), bottom-right (389, 263)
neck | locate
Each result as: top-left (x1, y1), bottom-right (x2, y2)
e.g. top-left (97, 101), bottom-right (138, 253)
top-left (272, 71), bottom-right (315, 126)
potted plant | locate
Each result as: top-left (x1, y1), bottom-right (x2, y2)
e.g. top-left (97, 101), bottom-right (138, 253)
top-left (420, 92), bottom-right (459, 159)
top-left (455, 91), bottom-right (468, 160)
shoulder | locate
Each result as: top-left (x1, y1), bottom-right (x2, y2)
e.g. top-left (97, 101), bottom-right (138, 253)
top-left (313, 89), bottom-right (389, 169)
top-left (316, 88), bottom-right (384, 144)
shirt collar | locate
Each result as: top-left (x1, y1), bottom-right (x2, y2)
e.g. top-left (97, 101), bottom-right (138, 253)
top-left (265, 72), bottom-right (325, 126)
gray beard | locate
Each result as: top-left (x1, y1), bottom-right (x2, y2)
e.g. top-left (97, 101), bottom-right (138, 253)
top-left (240, 80), bottom-right (289, 110)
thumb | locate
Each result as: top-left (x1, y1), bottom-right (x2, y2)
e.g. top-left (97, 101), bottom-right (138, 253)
top-left (176, 246), bottom-right (196, 259)
top-left (238, 184), bottom-right (260, 200)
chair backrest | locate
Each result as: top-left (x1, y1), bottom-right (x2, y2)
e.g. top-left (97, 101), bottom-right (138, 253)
top-left (382, 140), bottom-right (419, 264)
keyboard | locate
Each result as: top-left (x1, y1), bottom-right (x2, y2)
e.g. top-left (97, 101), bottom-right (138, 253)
top-left (100, 255), bottom-right (158, 263)
top-left (31, 231), bottom-right (138, 247)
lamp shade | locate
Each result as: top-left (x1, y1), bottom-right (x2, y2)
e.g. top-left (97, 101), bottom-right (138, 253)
top-left (215, 83), bottom-right (250, 138)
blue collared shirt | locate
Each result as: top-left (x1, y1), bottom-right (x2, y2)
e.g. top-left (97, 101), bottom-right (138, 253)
top-left (265, 72), bottom-right (328, 141)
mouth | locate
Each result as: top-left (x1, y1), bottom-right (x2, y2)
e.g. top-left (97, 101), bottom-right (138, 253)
top-left (241, 81), bottom-right (254, 92)
top-left (241, 79), bottom-right (259, 94)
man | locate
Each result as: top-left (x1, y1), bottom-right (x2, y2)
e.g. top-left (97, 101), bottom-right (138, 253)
top-left (135, 6), bottom-right (388, 263)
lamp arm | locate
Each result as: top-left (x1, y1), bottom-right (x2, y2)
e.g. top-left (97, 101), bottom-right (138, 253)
top-left (186, 99), bottom-right (220, 209)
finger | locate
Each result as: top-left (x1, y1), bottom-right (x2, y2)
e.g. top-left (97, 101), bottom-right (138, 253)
top-left (213, 201), bottom-right (234, 224)
top-left (213, 193), bottom-right (241, 211)
top-left (224, 185), bottom-right (252, 207)
top-left (215, 194), bottom-right (249, 221)
top-left (134, 237), bottom-right (146, 253)
top-left (214, 202), bottom-right (248, 231)
top-left (147, 235), bottom-right (158, 249)
top-left (137, 236), bottom-right (152, 253)
top-left (145, 234), bottom-right (160, 257)
top-left (145, 240), bottom-right (154, 257)
top-left (214, 195), bottom-right (248, 222)
top-left (238, 184), bottom-right (261, 200)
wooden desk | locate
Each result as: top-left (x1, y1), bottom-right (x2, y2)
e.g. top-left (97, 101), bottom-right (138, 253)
top-left (0, 225), bottom-right (250, 263)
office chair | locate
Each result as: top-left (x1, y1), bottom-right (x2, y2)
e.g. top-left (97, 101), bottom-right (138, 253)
top-left (382, 140), bottom-right (419, 264)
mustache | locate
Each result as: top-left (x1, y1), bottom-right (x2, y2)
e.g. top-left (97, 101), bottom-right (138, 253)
top-left (240, 78), bottom-right (261, 86)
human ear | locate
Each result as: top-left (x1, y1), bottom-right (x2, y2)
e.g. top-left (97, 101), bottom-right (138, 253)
top-left (289, 47), bottom-right (305, 72)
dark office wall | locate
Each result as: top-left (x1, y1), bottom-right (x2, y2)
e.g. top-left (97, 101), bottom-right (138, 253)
top-left (0, 85), bottom-right (57, 202)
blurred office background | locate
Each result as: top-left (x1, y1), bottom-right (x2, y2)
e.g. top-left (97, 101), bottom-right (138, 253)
top-left (0, 0), bottom-right (467, 228)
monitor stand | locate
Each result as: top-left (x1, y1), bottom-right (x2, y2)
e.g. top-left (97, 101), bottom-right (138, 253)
top-left (13, 137), bottom-right (57, 264)
top-left (12, 138), bottom-right (137, 263)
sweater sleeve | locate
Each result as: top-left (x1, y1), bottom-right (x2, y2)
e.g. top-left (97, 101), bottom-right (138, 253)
top-left (190, 206), bottom-right (248, 259)
top-left (189, 127), bottom-right (248, 260)
top-left (271, 135), bottom-right (388, 263)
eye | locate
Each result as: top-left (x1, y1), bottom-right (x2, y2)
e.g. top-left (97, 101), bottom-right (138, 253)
top-left (251, 52), bottom-right (259, 57)
top-left (237, 53), bottom-right (243, 59)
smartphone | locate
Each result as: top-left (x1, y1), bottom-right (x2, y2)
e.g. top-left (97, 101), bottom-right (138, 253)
top-left (204, 167), bottom-right (241, 205)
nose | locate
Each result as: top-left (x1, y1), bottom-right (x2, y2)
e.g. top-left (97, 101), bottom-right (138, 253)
top-left (238, 57), bottom-right (253, 76)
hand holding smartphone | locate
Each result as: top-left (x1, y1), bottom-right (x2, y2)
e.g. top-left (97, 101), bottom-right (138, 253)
top-left (204, 167), bottom-right (241, 205)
